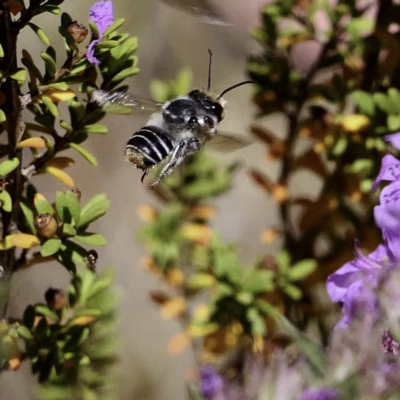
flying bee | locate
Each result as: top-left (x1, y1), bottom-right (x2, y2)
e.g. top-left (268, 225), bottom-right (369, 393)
top-left (93, 50), bottom-right (256, 187)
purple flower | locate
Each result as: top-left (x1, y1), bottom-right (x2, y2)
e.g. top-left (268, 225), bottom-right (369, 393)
top-left (385, 132), bottom-right (400, 151)
top-left (382, 329), bottom-right (400, 355)
top-left (374, 181), bottom-right (400, 261)
top-left (200, 365), bottom-right (224, 399)
top-left (327, 243), bottom-right (390, 303)
top-left (299, 388), bottom-right (339, 400)
top-left (86, 0), bottom-right (114, 65)
top-left (372, 154), bottom-right (400, 191)
top-left (326, 243), bottom-right (392, 326)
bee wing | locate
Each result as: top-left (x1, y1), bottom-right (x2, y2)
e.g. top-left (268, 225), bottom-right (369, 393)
top-left (207, 131), bottom-right (252, 152)
top-left (92, 90), bottom-right (162, 114)
top-left (161, 0), bottom-right (232, 26)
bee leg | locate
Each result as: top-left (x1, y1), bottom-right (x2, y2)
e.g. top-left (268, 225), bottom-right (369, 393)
top-left (149, 138), bottom-right (201, 188)
top-left (140, 170), bottom-right (148, 183)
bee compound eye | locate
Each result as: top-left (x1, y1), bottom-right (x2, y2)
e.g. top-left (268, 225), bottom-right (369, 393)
top-left (188, 116), bottom-right (199, 126)
top-left (211, 102), bottom-right (224, 121)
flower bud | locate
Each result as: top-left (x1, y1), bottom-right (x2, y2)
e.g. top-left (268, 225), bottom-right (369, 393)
top-left (67, 22), bottom-right (89, 44)
top-left (34, 213), bottom-right (58, 238)
top-left (45, 288), bottom-right (67, 311)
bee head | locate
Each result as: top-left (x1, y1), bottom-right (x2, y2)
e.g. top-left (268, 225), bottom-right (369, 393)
top-left (188, 89), bottom-right (225, 122)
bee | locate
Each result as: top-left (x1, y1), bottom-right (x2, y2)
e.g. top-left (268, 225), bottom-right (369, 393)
top-left (93, 50), bottom-right (256, 187)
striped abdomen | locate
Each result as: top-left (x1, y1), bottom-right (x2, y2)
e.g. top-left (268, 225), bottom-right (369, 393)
top-left (125, 126), bottom-right (175, 170)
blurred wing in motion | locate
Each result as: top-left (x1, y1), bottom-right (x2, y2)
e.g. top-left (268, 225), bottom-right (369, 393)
top-left (207, 131), bottom-right (252, 152)
top-left (161, 0), bottom-right (232, 26)
top-left (92, 90), bottom-right (162, 114)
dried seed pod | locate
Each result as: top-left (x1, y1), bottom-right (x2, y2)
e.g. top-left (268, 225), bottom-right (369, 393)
top-left (71, 187), bottom-right (82, 201)
top-left (45, 288), bottom-right (67, 311)
top-left (34, 213), bottom-right (58, 238)
top-left (67, 22), bottom-right (89, 43)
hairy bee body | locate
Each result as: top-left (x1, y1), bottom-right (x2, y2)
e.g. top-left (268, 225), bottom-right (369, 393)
top-left (125, 91), bottom-right (224, 186)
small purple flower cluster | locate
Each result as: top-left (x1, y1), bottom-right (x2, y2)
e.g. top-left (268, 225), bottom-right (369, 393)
top-left (86, 0), bottom-right (114, 65)
top-left (327, 152), bottom-right (400, 327)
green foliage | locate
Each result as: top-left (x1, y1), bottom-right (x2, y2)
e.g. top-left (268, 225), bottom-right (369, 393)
top-left (0, 0), bottom-right (134, 397)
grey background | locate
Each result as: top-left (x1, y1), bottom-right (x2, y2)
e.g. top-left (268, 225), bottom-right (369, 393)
top-left (0, 1), bottom-right (286, 399)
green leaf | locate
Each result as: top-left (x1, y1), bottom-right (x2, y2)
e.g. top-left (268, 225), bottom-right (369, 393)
top-left (66, 191), bottom-right (81, 225)
top-left (236, 291), bottom-right (254, 305)
top-left (0, 157), bottom-right (19, 176)
top-left (28, 23), bottom-right (51, 46)
top-left (77, 194), bottom-right (110, 228)
top-left (60, 119), bottom-right (73, 134)
top-left (41, 51), bottom-right (57, 76)
top-left (282, 283), bottom-right (303, 300)
top-left (41, 95), bottom-right (60, 117)
top-left (79, 124), bottom-right (108, 134)
top-left (387, 114), bottom-right (400, 131)
top-left (0, 44), bottom-right (3, 58)
top-left (288, 259), bottom-right (317, 281)
top-left (96, 40), bottom-right (119, 48)
top-left (373, 92), bottom-right (390, 113)
top-left (41, 238), bottom-right (62, 256)
top-left (187, 273), bottom-right (216, 289)
top-left (62, 223), bottom-right (76, 236)
top-left (35, 197), bottom-right (55, 215)
top-left (0, 190), bottom-right (12, 212)
top-left (276, 250), bottom-right (290, 272)
top-left (173, 68), bottom-right (193, 95)
top-left (55, 191), bottom-right (80, 225)
top-left (34, 304), bottom-right (59, 321)
top-left (247, 307), bottom-right (266, 336)
top-left (74, 232), bottom-right (106, 246)
top-left (242, 269), bottom-right (274, 293)
top-left (331, 136), bottom-right (348, 156)
top-left (68, 99), bottom-right (85, 125)
top-left (20, 200), bottom-right (36, 233)
top-left (351, 90), bottom-right (375, 116)
top-left (0, 109), bottom-right (5, 122)
top-left (103, 18), bottom-right (125, 37)
top-left (110, 66), bottom-right (140, 82)
top-left (69, 142), bottom-right (98, 166)
top-left (9, 68), bottom-right (27, 83)
top-left (60, 239), bottom-right (87, 265)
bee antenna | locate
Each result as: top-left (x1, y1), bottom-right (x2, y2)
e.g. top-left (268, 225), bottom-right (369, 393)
top-left (217, 80), bottom-right (257, 100)
top-left (207, 49), bottom-right (213, 92)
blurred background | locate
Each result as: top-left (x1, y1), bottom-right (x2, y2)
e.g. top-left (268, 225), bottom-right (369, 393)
top-left (0, 1), bottom-right (285, 398)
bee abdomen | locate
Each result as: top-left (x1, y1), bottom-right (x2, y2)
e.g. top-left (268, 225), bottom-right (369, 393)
top-left (125, 126), bottom-right (174, 169)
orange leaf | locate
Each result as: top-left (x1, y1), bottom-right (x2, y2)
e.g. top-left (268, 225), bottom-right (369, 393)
top-left (181, 223), bottom-right (212, 245)
top-left (250, 169), bottom-right (273, 193)
top-left (10, 233), bottom-right (40, 249)
top-left (160, 297), bottom-right (186, 320)
top-left (8, 356), bottom-right (22, 371)
top-left (17, 137), bottom-right (46, 149)
top-left (260, 228), bottom-right (280, 244)
top-left (193, 304), bottom-right (209, 321)
top-left (46, 157), bottom-right (74, 169)
top-left (137, 204), bottom-right (157, 222)
top-left (188, 205), bottom-right (216, 220)
top-left (41, 88), bottom-right (76, 103)
top-left (272, 184), bottom-right (289, 203)
top-left (165, 268), bottom-right (184, 287)
top-left (295, 148), bottom-right (328, 179)
top-left (45, 166), bottom-right (74, 187)
top-left (167, 332), bottom-right (190, 354)
top-left (71, 315), bottom-right (97, 326)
